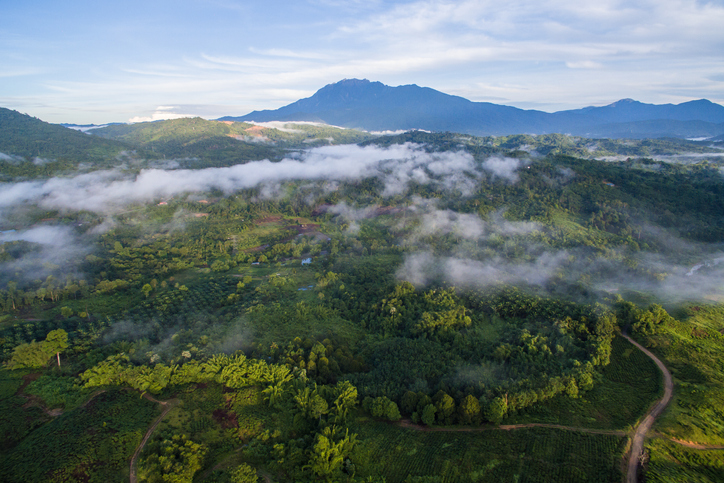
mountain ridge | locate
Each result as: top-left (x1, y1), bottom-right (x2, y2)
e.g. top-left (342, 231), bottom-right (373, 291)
top-left (219, 79), bottom-right (724, 139)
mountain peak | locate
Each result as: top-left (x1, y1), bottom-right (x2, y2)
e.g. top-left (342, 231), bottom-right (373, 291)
top-left (609, 98), bottom-right (639, 107)
top-left (218, 80), bottom-right (724, 138)
top-left (334, 78), bottom-right (371, 86)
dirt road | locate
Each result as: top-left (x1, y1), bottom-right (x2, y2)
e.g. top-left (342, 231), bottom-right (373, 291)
top-left (621, 333), bottom-right (673, 483)
top-left (129, 396), bottom-right (177, 483)
top-left (396, 333), bottom-right (676, 483)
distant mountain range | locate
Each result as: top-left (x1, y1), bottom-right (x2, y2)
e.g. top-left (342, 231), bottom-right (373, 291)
top-left (219, 79), bottom-right (724, 139)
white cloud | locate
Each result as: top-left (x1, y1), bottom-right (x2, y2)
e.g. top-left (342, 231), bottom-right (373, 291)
top-left (128, 106), bottom-right (197, 123)
top-left (566, 60), bottom-right (603, 69)
top-left (3, 0), bottom-right (724, 123)
top-left (0, 143), bottom-right (480, 215)
top-left (395, 251), bottom-right (569, 288)
top-left (482, 156), bottom-right (522, 182)
top-left (0, 152), bottom-right (24, 163)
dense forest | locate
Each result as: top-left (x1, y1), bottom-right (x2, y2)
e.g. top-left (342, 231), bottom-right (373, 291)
top-left (1, 113), bottom-right (724, 482)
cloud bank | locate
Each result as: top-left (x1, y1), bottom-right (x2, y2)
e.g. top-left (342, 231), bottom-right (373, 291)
top-left (0, 143), bottom-right (480, 216)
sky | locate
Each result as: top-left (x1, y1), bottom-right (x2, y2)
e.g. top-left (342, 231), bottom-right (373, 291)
top-left (1, 0), bottom-right (723, 124)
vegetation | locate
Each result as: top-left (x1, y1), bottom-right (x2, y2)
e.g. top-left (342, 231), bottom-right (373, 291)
top-left (351, 422), bottom-right (626, 482)
top-left (1, 120), bottom-right (723, 481)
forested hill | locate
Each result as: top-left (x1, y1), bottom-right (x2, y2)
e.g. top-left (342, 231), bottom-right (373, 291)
top-left (220, 79), bottom-right (724, 139)
top-left (90, 117), bottom-right (375, 166)
top-left (0, 111), bottom-right (377, 177)
top-left (0, 108), bottom-right (134, 163)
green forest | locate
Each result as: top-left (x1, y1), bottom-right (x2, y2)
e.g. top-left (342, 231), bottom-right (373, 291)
top-left (1, 111), bottom-right (724, 482)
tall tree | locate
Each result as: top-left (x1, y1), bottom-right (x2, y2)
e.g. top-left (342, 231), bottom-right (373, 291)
top-left (44, 329), bottom-right (69, 368)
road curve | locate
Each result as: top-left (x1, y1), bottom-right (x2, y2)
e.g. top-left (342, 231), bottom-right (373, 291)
top-left (129, 396), bottom-right (176, 483)
top-left (621, 333), bottom-right (674, 483)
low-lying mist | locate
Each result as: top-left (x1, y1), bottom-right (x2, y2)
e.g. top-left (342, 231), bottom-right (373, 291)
top-left (2, 139), bottom-right (722, 305)
top-left (0, 143), bottom-right (486, 220)
top-left (0, 225), bottom-right (91, 285)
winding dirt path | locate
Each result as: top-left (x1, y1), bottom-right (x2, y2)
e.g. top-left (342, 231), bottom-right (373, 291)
top-left (129, 395), bottom-right (178, 483)
top-left (620, 333), bottom-right (673, 483)
top-left (15, 373), bottom-right (106, 418)
top-left (395, 333), bottom-right (677, 482)
top-left (662, 436), bottom-right (724, 450)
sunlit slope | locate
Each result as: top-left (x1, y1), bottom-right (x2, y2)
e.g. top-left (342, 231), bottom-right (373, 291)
top-left (0, 108), bottom-right (135, 164)
top-left (91, 117), bottom-right (376, 164)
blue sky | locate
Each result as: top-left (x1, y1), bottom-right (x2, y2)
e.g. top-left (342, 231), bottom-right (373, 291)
top-left (2, 0), bottom-right (723, 124)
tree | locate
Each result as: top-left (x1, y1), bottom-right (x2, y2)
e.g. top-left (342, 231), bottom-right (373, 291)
top-left (458, 395), bottom-right (481, 425)
top-left (60, 306), bottom-right (73, 318)
top-left (565, 377), bottom-right (579, 398)
top-left (433, 391), bottom-right (455, 425)
top-left (8, 340), bottom-right (52, 369)
top-left (331, 380), bottom-right (358, 423)
top-left (416, 394), bottom-right (433, 415)
top-left (45, 329), bottom-right (69, 368)
top-left (229, 463), bottom-right (257, 483)
top-left (486, 396), bottom-right (508, 424)
top-left (7, 281), bottom-right (17, 310)
top-left (8, 329), bottom-right (69, 369)
top-left (367, 396), bottom-right (401, 421)
top-left (306, 427), bottom-right (357, 481)
top-left (142, 283), bottom-right (153, 298)
top-left (401, 391), bottom-right (419, 415)
top-left (139, 434), bottom-right (207, 483)
top-left (421, 404), bottom-right (436, 426)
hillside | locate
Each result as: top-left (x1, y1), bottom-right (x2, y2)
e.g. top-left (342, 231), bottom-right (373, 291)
top-left (0, 108), bottom-right (136, 163)
top-left (1, 109), bottom-right (724, 481)
top-left (91, 117), bottom-right (376, 167)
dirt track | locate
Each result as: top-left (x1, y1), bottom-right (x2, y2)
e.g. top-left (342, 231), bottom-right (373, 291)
top-left (621, 333), bottom-right (673, 483)
top-left (129, 395), bottom-right (177, 483)
top-left (395, 333), bottom-right (678, 483)
top-left (663, 436), bottom-right (724, 450)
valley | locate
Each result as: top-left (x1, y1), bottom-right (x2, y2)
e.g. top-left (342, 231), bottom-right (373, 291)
top-left (1, 111), bottom-right (724, 482)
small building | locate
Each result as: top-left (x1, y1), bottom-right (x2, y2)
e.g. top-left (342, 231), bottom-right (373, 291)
top-left (301, 258), bottom-right (312, 265)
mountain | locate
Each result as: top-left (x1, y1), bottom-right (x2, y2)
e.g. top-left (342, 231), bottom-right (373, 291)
top-left (220, 79), bottom-right (724, 139)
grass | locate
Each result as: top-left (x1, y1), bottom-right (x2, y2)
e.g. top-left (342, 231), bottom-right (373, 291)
top-left (644, 438), bottom-right (724, 483)
top-left (351, 420), bottom-right (626, 482)
top-left (637, 306), bottom-right (724, 445)
top-left (506, 335), bottom-right (662, 430)
top-left (620, 304), bottom-right (724, 480)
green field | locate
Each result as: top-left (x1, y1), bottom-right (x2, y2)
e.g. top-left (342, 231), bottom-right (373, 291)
top-left (352, 421), bottom-right (626, 482)
top-left (638, 306), bottom-right (724, 445)
top-left (645, 438), bottom-right (724, 483)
